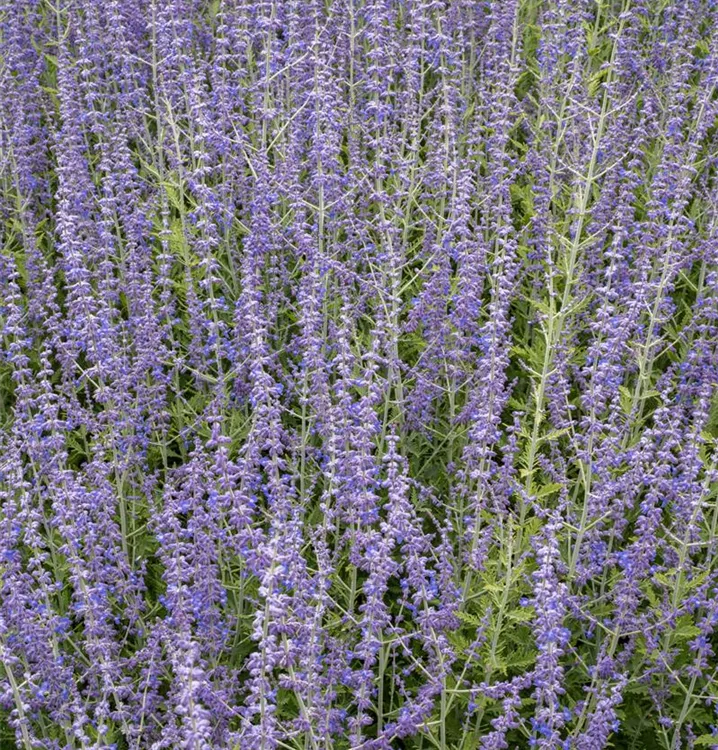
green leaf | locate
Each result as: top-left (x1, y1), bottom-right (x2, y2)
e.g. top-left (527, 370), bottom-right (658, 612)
top-left (507, 606), bottom-right (535, 623)
top-left (505, 646), bottom-right (536, 671)
top-left (457, 611), bottom-right (483, 627)
top-left (619, 385), bottom-right (633, 415)
top-left (536, 482), bottom-right (563, 498)
top-left (673, 623), bottom-right (701, 641)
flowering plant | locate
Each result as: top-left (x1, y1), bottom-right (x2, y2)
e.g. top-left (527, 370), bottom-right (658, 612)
top-left (1, 1), bottom-right (717, 748)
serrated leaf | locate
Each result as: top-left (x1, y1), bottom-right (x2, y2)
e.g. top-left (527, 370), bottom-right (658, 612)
top-left (643, 584), bottom-right (660, 609)
top-left (478, 573), bottom-right (504, 595)
top-left (619, 385), bottom-right (633, 415)
top-left (673, 623), bottom-right (701, 640)
top-left (686, 569), bottom-right (711, 591)
top-left (505, 646), bottom-right (536, 671)
top-left (507, 606), bottom-right (535, 623)
top-left (541, 428), bottom-right (571, 442)
top-left (457, 611), bottom-right (483, 627)
top-left (537, 482), bottom-right (563, 498)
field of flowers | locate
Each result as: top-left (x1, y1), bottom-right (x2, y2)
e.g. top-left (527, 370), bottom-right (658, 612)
top-left (1, 0), bottom-right (718, 748)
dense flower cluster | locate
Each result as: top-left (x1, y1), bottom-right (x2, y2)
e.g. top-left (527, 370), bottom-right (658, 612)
top-left (1, 0), bottom-right (718, 748)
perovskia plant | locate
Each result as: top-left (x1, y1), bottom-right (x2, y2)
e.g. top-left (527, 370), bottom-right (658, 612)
top-left (1, 0), bottom-right (718, 748)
